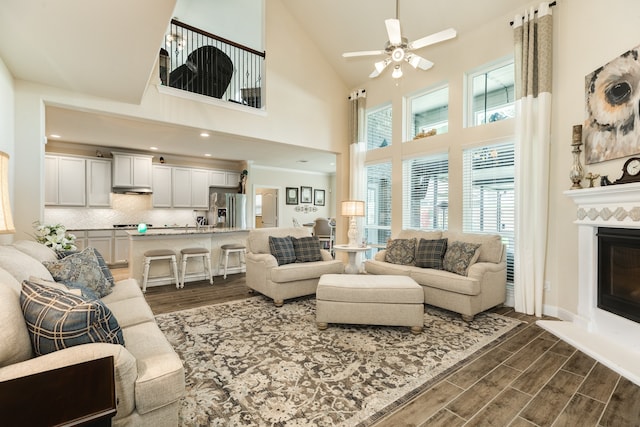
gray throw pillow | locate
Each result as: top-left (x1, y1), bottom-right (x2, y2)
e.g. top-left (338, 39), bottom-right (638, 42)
top-left (290, 236), bottom-right (322, 262)
top-left (268, 236), bottom-right (296, 265)
top-left (443, 241), bottom-right (481, 276)
top-left (385, 238), bottom-right (417, 265)
top-left (415, 238), bottom-right (448, 269)
top-left (43, 247), bottom-right (112, 298)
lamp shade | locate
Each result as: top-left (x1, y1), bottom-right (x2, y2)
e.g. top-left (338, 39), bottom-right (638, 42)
top-left (0, 151), bottom-right (15, 234)
top-left (341, 200), bottom-right (365, 217)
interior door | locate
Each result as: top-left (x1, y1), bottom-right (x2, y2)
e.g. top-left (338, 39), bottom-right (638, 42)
top-left (261, 188), bottom-right (278, 227)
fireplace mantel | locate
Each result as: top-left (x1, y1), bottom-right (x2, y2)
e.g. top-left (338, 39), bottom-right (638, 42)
top-left (538, 182), bottom-right (640, 386)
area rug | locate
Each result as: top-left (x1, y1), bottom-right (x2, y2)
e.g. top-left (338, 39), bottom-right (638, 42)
top-left (155, 296), bottom-right (522, 426)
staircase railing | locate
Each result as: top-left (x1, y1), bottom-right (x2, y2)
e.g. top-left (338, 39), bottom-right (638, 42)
top-left (160, 19), bottom-right (265, 108)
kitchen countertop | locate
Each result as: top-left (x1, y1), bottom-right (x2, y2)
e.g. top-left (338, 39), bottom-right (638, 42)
top-left (126, 227), bottom-right (250, 236)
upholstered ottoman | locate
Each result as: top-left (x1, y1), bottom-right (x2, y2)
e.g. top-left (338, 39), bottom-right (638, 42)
top-left (316, 274), bottom-right (424, 334)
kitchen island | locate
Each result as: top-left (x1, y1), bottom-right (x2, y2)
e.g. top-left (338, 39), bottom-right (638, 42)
top-left (127, 227), bottom-right (250, 288)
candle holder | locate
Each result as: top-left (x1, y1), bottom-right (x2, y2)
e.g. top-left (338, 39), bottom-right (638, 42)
top-left (569, 124), bottom-right (584, 189)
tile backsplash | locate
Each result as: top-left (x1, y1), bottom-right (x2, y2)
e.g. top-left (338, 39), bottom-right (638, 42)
top-left (44, 194), bottom-right (205, 229)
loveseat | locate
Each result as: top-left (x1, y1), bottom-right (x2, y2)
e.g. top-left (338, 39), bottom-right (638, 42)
top-left (245, 227), bottom-right (344, 306)
top-left (364, 230), bottom-right (507, 321)
top-left (0, 240), bottom-right (184, 426)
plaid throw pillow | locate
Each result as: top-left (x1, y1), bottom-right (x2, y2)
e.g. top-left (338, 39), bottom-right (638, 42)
top-left (291, 235), bottom-right (322, 262)
top-left (43, 247), bottom-right (112, 298)
top-left (269, 236), bottom-right (296, 265)
top-left (385, 238), bottom-right (417, 265)
top-left (443, 241), bottom-right (481, 276)
top-left (20, 280), bottom-right (124, 356)
top-left (415, 238), bottom-right (448, 269)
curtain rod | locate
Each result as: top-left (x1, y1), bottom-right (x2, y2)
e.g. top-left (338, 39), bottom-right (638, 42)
top-left (509, 1), bottom-right (556, 26)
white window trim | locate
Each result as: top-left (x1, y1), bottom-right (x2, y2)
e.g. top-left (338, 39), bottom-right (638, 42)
top-left (404, 82), bottom-right (449, 142)
top-left (464, 55), bottom-right (514, 128)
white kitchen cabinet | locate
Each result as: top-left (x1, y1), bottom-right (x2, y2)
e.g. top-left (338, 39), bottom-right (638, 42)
top-left (87, 159), bottom-right (112, 207)
top-left (87, 230), bottom-right (113, 264)
top-left (225, 171), bottom-right (241, 188)
top-left (191, 169), bottom-right (209, 208)
top-left (45, 155), bottom-right (86, 206)
top-left (172, 167), bottom-right (192, 207)
top-left (72, 230), bottom-right (87, 251)
top-left (152, 165), bottom-right (172, 207)
top-left (111, 152), bottom-right (153, 188)
top-left (113, 230), bottom-right (130, 264)
top-left (209, 170), bottom-right (226, 186)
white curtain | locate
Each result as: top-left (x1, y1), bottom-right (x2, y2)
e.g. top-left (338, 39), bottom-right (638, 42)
top-left (513, 3), bottom-right (553, 317)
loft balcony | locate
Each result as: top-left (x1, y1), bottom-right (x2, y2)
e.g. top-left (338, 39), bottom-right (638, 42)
top-left (160, 19), bottom-right (265, 109)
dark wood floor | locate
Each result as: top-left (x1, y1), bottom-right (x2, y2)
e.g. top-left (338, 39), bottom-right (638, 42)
top-left (115, 269), bottom-right (640, 426)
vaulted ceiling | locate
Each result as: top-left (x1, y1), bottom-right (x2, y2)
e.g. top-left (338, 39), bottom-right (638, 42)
top-left (0, 0), bottom-right (534, 173)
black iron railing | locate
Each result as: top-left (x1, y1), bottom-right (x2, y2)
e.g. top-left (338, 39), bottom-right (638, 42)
top-left (160, 19), bottom-right (265, 108)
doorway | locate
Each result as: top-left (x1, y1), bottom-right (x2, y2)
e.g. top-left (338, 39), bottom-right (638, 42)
top-left (256, 187), bottom-right (278, 228)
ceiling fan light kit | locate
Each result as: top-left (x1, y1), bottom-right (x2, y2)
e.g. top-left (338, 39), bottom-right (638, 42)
top-left (342, 1), bottom-right (457, 79)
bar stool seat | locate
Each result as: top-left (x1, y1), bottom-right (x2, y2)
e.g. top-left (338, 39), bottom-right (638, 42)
top-left (219, 244), bottom-right (246, 279)
top-left (180, 247), bottom-right (213, 288)
top-left (142, 249), bottom-right (179, 292)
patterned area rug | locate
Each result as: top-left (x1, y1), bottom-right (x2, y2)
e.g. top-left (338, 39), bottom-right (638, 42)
top-left (156, 296), bottom-right (522, 426)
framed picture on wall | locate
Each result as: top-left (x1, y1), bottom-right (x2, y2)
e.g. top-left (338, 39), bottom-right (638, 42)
top-left (314, 189), bottom-right (325, 206)
top-left (286, 187), bottom-right (298, 205)
top-left (300, 186), bottom-right (313, 203)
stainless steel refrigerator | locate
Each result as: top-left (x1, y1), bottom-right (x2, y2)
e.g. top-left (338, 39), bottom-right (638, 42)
top-left (225, 193), bottom-right (247, 229)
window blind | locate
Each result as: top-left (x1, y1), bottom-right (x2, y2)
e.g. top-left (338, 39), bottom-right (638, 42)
top-left (402, 153), bottom-right (449, 230)
top-left (364, 162), bottom-right (392, 246)
top-left (462, 142), bottom-right (515, 282)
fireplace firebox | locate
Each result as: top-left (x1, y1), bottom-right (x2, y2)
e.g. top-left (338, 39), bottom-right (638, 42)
top-left (597, 227), bottom-right (640, 324)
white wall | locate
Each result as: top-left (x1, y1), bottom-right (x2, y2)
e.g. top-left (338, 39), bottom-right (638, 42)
top-left (9, 0), bottom-right (349, 239)
top-left (0, 57), bottom-right (14, 244)
top-left (250, 165), bottom-right (334, 228)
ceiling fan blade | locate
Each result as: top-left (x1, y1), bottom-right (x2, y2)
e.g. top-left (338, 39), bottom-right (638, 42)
top-left (408, 28), bottom-right (457, 50)
top-left (385, 18), bottom-right (402, 45)
top-left (407, 54), bottom-right (434, 70)
top-left (342, 50), bottom-right (386, 58)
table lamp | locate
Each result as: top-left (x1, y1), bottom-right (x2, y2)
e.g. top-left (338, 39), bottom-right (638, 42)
top-left (341, 200), bottom-right (365, 247)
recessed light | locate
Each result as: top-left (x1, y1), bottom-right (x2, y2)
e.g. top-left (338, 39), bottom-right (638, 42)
top-left (297, 160), bottom-right (308, 163)
top-left (49, 134), bottom-right (61, 139)
top-left (204, 153), bottom-right (212, 157)
top-left (150, 146), bottom-right (158, 150)
top-left (330, 162), bottom-right (335, 166)
top-left (200, 132), bottom-right (210, 137)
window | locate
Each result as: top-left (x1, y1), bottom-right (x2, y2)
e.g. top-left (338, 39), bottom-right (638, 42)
top-left (463, 141), bottom-right (515, 282)
top-left (366, 104), bottom-right (392, 150)
top-left (364, 162), bottom-right (392, 246)
top-left (407, 85), bottom-right (449, 139)
top-left (467, 58), bottom-right (515, 127)
top-left (402, 153), bottom-right (449, 230)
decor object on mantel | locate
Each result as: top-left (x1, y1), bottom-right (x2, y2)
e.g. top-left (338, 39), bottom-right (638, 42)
top-left (155, 296), bottom-right (521, 426)
top-left (584, 172), bottom-right (600, 188)
top-left (569, 124), bottom-right (585, 189)
top-left (0, 151), bottom-right (15, 234)
top-left (341, 200), bottom-right (365, 247)
top-left (613, 157), bottom-right (640, 185)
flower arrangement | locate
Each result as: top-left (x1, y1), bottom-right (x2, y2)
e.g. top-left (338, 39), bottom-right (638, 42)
top-left (32, 221), bottom-right (77, 251)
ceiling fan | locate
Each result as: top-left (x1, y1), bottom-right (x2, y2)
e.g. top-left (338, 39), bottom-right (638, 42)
top-left (342, 1), bottom-right (457, 79)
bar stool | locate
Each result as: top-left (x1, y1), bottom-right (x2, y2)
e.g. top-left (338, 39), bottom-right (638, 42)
top-left (180, 247), bottom-right (213, 288)
top-left (142, 249), bottom-right (179, 292)
top-left (219, 244), bottom-right (246, 279)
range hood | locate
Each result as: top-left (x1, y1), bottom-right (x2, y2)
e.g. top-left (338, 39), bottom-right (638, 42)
top-left (112, 186), bottom-right (153, 195)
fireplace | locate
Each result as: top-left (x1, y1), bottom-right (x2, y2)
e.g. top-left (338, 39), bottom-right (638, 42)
top-left (597, 227), bottom-right (640, 324)
top-left (537, 182), bottom-right (640, 387)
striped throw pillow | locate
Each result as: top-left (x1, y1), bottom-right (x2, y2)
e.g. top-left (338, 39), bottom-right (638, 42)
top-left (415, 238), bottom-right (448, 269)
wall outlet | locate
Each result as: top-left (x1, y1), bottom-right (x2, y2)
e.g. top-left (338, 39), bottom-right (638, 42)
top-left (544, 280), bottom-right (551, 291)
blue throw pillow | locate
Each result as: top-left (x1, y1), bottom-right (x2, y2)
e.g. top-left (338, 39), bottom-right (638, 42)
top-left (56, 248), bottom-right (115, 288)
top-left (269, 236), bottom-right (296, 265)
top-left (43, 247), bottom-right (112, 298)
top-left (20, 280), bottom-right (124, 356)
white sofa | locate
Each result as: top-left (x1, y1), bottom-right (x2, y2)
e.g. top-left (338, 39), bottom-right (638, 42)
top-left (0, 240), bottom-right (184, 426)
top-left (245, 227), bottom-right (344, 306)
top-left (364, 230), bottom-right (507, 321)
